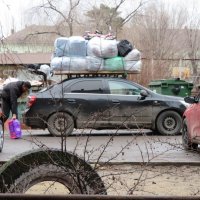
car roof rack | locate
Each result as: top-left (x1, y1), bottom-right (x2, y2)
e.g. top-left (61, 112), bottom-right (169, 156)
top-left (53, 71), bottom-right (136, 79)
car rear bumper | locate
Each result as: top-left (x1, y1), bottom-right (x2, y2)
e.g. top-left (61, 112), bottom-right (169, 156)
top-left (22, 110), bottom-right (46, 129)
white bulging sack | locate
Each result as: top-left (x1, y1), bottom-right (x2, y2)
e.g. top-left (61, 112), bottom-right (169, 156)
top-left (124, 48), bottom-right (141, 61)
top-left (87, 37), bottom-right (118, 58)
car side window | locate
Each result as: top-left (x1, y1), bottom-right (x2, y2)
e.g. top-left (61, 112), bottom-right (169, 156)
top-left (69, 80), bottom-right (103, 94)
top-left (108, 81), bottom-right (141, 95)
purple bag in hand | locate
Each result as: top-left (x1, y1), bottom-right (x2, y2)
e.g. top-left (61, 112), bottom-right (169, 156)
top-left (8, 119), bottom-right (22, 139)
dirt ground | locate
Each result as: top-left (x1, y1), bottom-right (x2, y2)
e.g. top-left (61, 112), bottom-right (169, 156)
top-left (99, 164), bottom-right (200, 196)
top-left (27, 164), bottom-right (200, 196)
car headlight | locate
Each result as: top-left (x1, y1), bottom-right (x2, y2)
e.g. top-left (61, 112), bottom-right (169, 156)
top-left (179, 100), bottom-right (190, 108)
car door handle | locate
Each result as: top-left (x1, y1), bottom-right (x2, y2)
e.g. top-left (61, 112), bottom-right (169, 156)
top-left (112, 99), bottom-right (120, 104)
top-left (67, 99), bottom-right (76, 103)
top-left (153, 100), bottom-right (160, 105)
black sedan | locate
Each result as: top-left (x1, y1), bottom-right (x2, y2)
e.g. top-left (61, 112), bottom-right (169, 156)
top-left (23, 77), bottom-right (189, 136)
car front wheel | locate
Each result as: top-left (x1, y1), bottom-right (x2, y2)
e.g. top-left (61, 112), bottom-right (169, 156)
top-left (182, 119), bottom-right (198, 150)
top-left (47, 112), bottom-right (74, 137)
top-left (156, 110), bottom-right (182, 135)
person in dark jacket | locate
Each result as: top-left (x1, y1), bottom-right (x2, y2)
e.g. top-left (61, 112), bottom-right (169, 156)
top-left (1, 81), bottom-right (31, 122)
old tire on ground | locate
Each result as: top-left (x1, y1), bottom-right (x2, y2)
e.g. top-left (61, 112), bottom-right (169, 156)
top-left (0, 149), bottom-right (107, 194)
top-left (47, 112), bottom-right (74, 137)
top-left (156, 110), bottom-right (182, 135)
top-left (182, 119), bottom-right (198, 150)
top-left (8, 164), bottom-right (89, 193)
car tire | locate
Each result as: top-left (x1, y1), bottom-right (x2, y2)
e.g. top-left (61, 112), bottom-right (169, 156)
top-left (156, 110), bottom-right (182, 135)
top-left (182, 119), bottom-right (198, 150)
top-left (7, 164), bottom-right (101, 194)
top-left (47, 112), bottom-right (74, 137)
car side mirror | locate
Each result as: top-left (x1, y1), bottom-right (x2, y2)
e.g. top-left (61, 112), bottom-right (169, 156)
top-left (140, 90), bottom-right (148, 97)
top-left (138, 90), bottom-right (148, 100)
top-left (184, 96), bottom-right (198, 104)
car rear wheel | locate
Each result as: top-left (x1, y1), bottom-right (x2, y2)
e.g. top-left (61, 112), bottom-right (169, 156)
top-left (156, 110), bottom-right (182, 135)
top-left (182, 119), bottom-right (198, 150)
top-left (47, 112), bottom-right (74, 137)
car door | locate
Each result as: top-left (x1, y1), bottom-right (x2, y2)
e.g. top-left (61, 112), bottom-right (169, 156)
top-left (188, 97), bottom-right (200, 140)
top-left (64, 79), bottom-right (110, 128)
top-left (106, 79), bottom-right (153, 128)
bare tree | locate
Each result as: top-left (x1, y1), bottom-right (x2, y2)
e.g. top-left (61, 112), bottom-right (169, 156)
top-left (85, 0), bottom-right (149, 36)
top-left (29, 0), bottom-right (82, 36)
top-left (123, 2), bottom-right (187, 85)
top-left (183, 6), bottom-right (200, 86)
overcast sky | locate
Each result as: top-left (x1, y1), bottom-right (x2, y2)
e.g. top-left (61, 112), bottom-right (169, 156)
top-left (0, 0), bottom-right (200, 37)
top-left (0, 0), bottom-right (40, 36)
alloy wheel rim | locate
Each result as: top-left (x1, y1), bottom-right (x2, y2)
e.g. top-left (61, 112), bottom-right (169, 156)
top-left (163, 116), bottom-right (176, 131)
top-left (54, 116), bottom-right (67, 132)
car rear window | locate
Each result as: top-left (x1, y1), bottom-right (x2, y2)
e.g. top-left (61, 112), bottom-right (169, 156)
top-left (69, 80), bottom-right (103, 94)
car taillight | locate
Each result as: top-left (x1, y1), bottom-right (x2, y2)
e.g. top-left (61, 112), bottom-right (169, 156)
top-left (27, 96), bottom-right (36, 107)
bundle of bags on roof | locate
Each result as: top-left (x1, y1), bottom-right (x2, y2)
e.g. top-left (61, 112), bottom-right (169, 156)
top-left (50, 36), bottom-right (142, 73)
